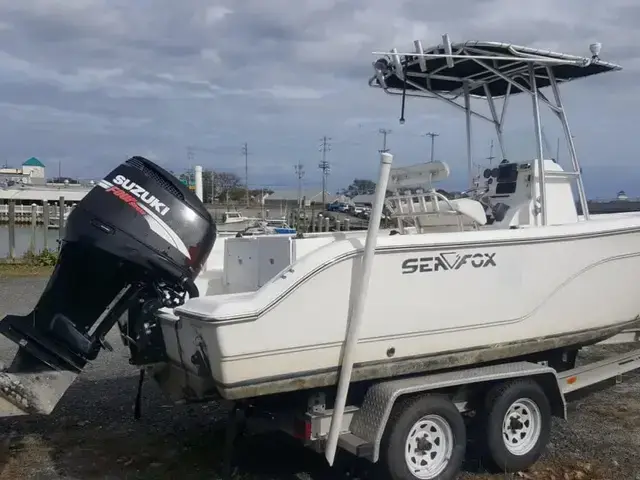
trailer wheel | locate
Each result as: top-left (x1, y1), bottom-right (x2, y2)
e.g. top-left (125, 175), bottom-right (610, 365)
top-left (481, 380), bottom-right (551, 472)
top-left (380, 395), bottom-right (466, 480)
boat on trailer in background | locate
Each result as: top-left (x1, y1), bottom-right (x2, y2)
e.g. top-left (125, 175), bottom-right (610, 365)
top-left (1, 36), bottom-right (640, 480)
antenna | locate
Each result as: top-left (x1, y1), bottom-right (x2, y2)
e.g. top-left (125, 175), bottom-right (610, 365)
top-left (425, 132), bottom-right (439, 163)
top-left (486, 140), bottom-right (495, 166)
top-left (378, 128), bottom-right (392, 152)
top-left (318, 136), bottom-right (331, 205)
top-left (541, 127), bottom-right (553, 160)
top-left (294, 161), bottom-right (305, 209)
top-left (241, 142), bottom-right (249, 207)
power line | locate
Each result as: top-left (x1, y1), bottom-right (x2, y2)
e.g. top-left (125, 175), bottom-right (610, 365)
top-left (294, 161), bottom-right (305, 209)
top-left (318, 136), bottom-right (331, 205)
top-left (241, 142), bottom-right (249, 207)
top-left (425, 132), bottom-right (439, 163)
top-left (378, 128), bottom-right (392, 153)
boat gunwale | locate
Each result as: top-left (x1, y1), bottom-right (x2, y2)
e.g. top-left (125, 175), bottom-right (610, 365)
top-left (176, 221), bottom-right (640, 324)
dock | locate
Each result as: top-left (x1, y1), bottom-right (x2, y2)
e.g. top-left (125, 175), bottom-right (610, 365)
top-left (0, 184), bottom-right (90, 225)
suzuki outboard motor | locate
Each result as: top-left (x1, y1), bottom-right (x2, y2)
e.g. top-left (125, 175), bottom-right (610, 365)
top-left (0, 156), bottom-right (216, 416)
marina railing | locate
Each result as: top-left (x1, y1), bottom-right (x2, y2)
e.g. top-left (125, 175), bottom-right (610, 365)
top-left (1, 198), bottom-right (69, 259)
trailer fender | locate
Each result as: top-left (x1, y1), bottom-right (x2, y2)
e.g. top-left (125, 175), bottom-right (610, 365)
top-left (348, 361), bottom-right (565, 463)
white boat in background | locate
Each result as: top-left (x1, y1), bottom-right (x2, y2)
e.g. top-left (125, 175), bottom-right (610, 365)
top-left (218, 211), bottom-right (261, 232)
top-left (241, 219), bottom-right (296, 236)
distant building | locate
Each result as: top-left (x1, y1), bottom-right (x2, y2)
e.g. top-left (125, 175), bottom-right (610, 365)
top-left (0, 157), bottom-right (46, 186)
top-left (263, 189), bottom-right (345, 209)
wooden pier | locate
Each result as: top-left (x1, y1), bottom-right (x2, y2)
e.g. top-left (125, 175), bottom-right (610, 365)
top-left (3, 197), bottom-right (67, 258)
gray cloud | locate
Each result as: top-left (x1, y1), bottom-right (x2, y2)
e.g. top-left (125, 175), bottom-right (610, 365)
top-left (0, 0), bottom-right (638, 195)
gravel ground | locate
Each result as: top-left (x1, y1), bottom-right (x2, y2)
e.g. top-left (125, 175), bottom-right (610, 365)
top-left (0, 276), bottom-right (639, 480)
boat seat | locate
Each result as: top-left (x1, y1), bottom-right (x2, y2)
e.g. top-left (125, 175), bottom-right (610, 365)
top-left (390, 197), bottom-right (487, 227)
top-left (447, 198), bottom-right (487, 226)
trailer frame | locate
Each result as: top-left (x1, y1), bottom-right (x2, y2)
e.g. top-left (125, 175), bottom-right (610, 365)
top-left (230, 345), bottom-right (640, 480)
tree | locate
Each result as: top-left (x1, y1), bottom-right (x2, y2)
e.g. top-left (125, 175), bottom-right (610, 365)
top-left (341, 179), bottom-right (377, 198)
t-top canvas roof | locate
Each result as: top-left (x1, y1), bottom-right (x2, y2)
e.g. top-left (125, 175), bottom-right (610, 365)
top-left (370, 40), bottom-right (622, 98)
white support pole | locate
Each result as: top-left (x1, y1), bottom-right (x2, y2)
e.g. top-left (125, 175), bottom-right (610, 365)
top-left (547, 67), bottom-right (590, 220)
top-left (194, 165), bottom-right (203, 201)
top-left (484, 85), bottom-right (507, 159)
top-left (463, 82), bottom-right (473, 189)
top-left (529, 64), bottom-right (547, 226)
top-left (324, 151), bottom-right (394, 466)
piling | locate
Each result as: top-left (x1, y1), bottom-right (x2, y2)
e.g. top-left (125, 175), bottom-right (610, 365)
top-left (30, 204), bottom-right (37, 254)
top-left (43, 202), bottom-right (50, 250)
top-left (7, 201), bottom-right (15, 259)
top-left (58, 196), bottom-right (65, 245)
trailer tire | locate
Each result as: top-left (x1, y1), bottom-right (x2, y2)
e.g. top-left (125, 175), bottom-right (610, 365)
top-left (380, 395), bottom-right (466, 480)
top-left (480, 379), bottom-right (551, 473)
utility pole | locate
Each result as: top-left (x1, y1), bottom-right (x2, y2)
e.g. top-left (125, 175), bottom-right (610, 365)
top-left (486, 139), bottom-right (495, 166)
top-left (318, 136), bottom-right (331, 205)
top-left (425, 132), bottom-right (439, 163)
top-left (186, 146), bottom-right (195, 188)
top-left (241, 142), bottom-right (249, 207)
top-left (210, 171), bottom-right (215, 204)
top-left (294, 162), bottom-right (305, 209)
top-left (378, 128), bottom-right (392, 152)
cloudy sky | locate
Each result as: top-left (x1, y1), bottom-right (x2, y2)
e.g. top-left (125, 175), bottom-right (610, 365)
top-left (0, 0), bottom-right (639, 198)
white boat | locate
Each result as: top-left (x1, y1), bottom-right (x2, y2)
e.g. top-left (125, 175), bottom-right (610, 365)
top-left (3, 38), bottom-right (640, 480)
top-left (240, 219), bottom-right (296, 236)
top-left (219, 211), bottom-right (260, 232)
top-left (150, 39), bottom-right (640, 402)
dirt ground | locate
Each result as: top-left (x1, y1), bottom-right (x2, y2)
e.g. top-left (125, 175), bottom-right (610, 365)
top-left (1, 276), bottom-right (639, 480)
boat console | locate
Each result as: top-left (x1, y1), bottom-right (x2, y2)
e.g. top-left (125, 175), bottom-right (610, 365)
top-left (381, 157), bottom-right (579, 233)
top-left (478, 159), bottom-right (578, 228)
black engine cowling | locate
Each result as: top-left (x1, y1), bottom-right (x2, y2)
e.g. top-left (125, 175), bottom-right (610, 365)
top-left (0, 156), bottom-right (216, 374)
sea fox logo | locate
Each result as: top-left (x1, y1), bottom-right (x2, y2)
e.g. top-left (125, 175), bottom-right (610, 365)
top-left (111, 174), bottom-right (170, 216)
top-left (401, 252), bottom-right (496, 274)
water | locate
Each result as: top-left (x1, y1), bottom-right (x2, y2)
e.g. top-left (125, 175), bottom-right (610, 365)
top-left (0, 225), bottom-right (62, 257)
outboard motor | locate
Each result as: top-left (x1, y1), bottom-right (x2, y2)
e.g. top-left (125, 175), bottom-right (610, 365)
top-left (0, 156), bottom-right (216, 416)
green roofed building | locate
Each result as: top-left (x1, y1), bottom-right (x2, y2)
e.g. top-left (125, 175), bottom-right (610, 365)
top-left (23, 157), bottom-right (45, 168)
top-left (21, 157), bottom-right (46, 185)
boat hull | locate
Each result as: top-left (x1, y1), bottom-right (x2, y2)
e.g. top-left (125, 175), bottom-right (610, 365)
top-left (158, 218), bottom-right (640, 400)
top-left (153, 318), bottom-right (639, 400)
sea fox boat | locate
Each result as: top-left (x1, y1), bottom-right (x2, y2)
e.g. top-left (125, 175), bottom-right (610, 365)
top-left (0, 38), bottom-right (639, 425)
top-left (153, 39), bottom-right (640, 402)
